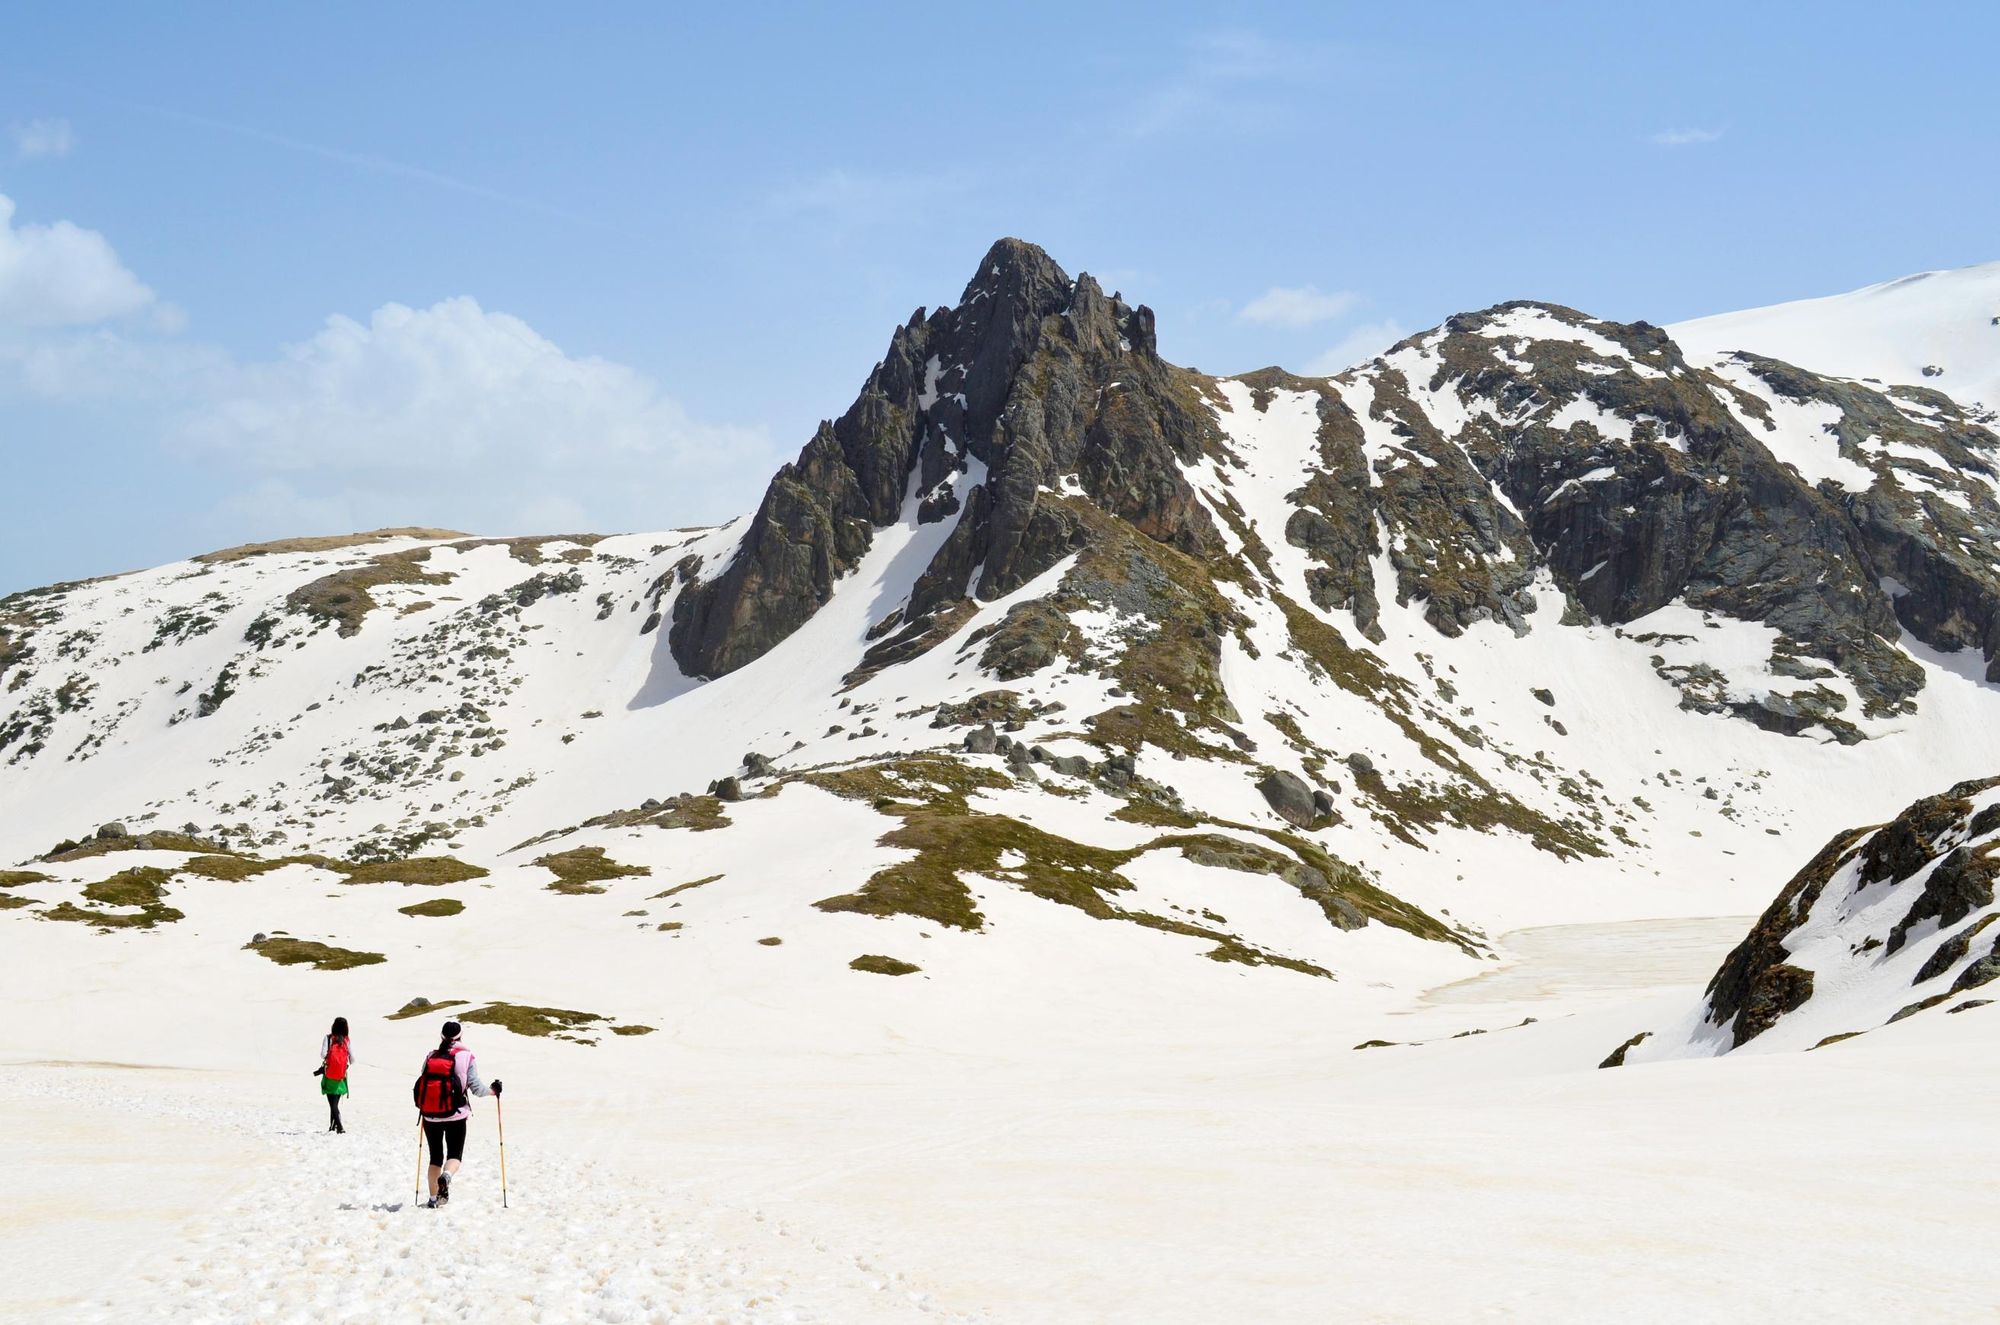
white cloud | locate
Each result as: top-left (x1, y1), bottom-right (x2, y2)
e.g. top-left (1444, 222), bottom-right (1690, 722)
top-left (10, 117), bottom-right (75, 159)
top-left (1305, 320), bottom-right (1408, 376)
top-left (0, 194), bottom-right (155, 326)
top-left (1239, 284), bottom-right (1359, 328)
top-left (1650, 127), bottom-right (1724, 148)
top-left (171, 296), bottom-right (779, 534)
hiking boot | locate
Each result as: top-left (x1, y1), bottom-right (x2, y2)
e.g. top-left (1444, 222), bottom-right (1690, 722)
top-left (425, 1196), bottom-right (439, 1209)
top-left (436, 1172), bottom-right (451, 1205)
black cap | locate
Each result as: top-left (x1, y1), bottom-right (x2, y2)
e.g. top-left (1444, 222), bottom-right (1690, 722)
top-left (441, 1020), bottom-right (462, 1038)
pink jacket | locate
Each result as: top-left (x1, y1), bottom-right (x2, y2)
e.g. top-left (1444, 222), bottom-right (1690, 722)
top-left (435, 1041), bottom-right (491, 1122)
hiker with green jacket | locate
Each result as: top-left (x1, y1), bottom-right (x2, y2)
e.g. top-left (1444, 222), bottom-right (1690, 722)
top-left (314, 1016), bottom-right (352, 1133)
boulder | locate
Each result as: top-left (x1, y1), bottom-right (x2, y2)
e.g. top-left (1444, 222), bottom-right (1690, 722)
top-left (1312, 789), bottom-right (1337, 817)
top-left (709, 776), bottom-right (744, 803)
top-left (963, 724), bottom-right (999, 755)
top-left (1051, 755), bottom-right (1091, 777)
top-left (1256, 771), bottom-right (1318, 828)
top-left (96, 822), bottom-right (129, 840)
top-left (742, 752), bottom-right (773, 778)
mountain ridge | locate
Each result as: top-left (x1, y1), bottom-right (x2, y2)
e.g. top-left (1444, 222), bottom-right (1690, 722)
top-left (5, 238), bottom-right (2000, 1000)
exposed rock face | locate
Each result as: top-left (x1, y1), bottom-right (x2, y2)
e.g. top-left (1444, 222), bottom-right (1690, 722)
top-left (672, 238), bottom-right (1223, 680)
top-left (668, 239), bottom-right (2000, 756)
top-left (1647, 776), bottom-right (2000, 1055)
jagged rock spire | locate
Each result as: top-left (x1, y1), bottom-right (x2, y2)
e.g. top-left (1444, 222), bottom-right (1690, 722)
top-left (668, 238), bottom-right (1219, 680)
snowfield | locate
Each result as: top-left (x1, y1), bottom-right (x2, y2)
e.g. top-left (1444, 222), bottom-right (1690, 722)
top-left (5, 914), bottom-right (1999, 1322)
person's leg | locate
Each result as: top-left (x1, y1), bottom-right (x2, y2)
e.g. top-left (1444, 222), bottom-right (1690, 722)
top-left (425, 1120), bottom-right (446, 1197)
top-left (443, 1118), bottom-right (468, 1178)
top-left (326, 1093), bottom-right (338, 1131)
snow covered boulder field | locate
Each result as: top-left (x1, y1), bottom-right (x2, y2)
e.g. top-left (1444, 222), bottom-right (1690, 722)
top-left (5, 241), bottom-right (2000, 1321)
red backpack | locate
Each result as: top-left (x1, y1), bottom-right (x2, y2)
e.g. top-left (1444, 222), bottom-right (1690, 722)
top-left (324, 1036), bottom-right (350, 1083)
top-left (413, 1046), bottom-right (467, 1118)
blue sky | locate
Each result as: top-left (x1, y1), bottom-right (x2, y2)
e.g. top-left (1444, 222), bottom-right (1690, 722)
top-left (3, 3), bottom-right (1996, 592)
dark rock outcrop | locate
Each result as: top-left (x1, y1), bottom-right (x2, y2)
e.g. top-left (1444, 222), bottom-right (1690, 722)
top-left (671, 239), bottom-right (1223, 680)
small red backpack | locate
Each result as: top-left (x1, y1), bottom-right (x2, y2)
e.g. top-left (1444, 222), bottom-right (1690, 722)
top-left (324, 1036), bottom-right (350, 1082)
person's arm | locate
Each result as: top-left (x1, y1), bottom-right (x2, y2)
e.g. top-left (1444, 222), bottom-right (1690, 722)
top-left (315, 1035), bottom-right (328, 1074)
top-left (462, 1051), bottom-right (491, 1098)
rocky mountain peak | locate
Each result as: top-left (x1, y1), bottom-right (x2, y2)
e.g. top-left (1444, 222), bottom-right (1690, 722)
top-left (668, 237), bottom-right (1207, 680)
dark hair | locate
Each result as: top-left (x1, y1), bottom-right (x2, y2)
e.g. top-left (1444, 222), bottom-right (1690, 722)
top-left (330, 1016), bottom-right (349, 1040)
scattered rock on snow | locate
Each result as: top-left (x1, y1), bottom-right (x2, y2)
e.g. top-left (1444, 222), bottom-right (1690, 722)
top-left (1257, 770), bottom-right (1319, 828)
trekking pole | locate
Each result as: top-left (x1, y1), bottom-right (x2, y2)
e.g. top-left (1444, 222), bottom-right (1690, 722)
top-left (496, 1093), bottom-right (509, 1209)
top-left (414, 1115), bottom-right (425, 1209)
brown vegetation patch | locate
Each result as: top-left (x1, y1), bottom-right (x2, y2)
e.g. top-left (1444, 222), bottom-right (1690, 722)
top-left (533, 846), bottom-right (651, 895)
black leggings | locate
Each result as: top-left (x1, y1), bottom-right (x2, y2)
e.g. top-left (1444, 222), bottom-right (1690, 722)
top-left (326, 1094), bottom-right (343, 1127)
top-left (424, 1117), bottom-right (468, 1166)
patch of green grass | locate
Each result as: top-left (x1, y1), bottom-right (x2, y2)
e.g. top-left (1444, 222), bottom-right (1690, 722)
top-left (285, 548), bottom-right (453, 636)
top-left (341, 856), bottom-right (489, 886)
top-left (533, 846), bottom-right (650, 895)
top-left (180, 854), bottom-right (286, 881)
top-left (1110, 798), bottom-right (1201, 829)
top-left (803, 752), bottom-right (1466, 965)
top-left (45, 831), bottom-right (228, 863)
top-left (583, 795), bottom-right (731, 834)
top-left (0, 869), bottom-right (51, 887)
top-left (40, 866), bottom-right (185, 929)
top-left (398, 898), bottom-right (465, 918)
top-left (245, 937), bottom-right (386, 970)
top-left (757, 936), bottom-right (784, 946)
top-left (457, 1002), bottom-right (605, 1042)
top-left (0, 894), bottom-right (32, 909)
top-left (610, 1024), bottom-right (655, 1036)
top-left (388, 998), bottom-right (468, 1021)
top-left (650, 873), bottom-right (722, 899)
top-left (84, 867), bottom-right (173, 908)
top-left (849, 954), bottom-right (921, 976)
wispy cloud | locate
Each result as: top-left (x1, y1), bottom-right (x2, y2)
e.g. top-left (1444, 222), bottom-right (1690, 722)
top-left (121, 98), bottom-right (592, 225)
top-left (1649, 126), bottom-right (1724, 148)
top-left (766, 167), bottom-right (973, 231)
top-left (10, 117), bottom-right (75, 159)
top-left (1239, 284), bottom-right (1358, 328)
top-left (1305, 320), bottom-right (1408, 376)
top-left (1120, 30), bottom-right (1332, 140)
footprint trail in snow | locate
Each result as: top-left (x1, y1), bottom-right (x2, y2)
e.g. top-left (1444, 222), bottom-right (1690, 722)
top-left (9, 1072), bottom-right (967, 1323)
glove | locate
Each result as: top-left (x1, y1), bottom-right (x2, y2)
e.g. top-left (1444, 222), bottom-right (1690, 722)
top-left (490, 1079), bottom-right (503, 1096)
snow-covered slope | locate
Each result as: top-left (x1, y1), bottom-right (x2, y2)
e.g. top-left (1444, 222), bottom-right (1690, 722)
top-left (7, 241), bottom-right (2000, 1004)
top-left (1672, 259), bottom-right (2000, 419)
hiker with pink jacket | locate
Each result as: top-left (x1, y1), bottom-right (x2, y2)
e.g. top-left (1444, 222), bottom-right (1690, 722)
top-left (412, 1019), bottom-right (502, 1208)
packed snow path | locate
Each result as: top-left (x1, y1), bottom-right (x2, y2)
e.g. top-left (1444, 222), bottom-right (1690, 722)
top-left (0, 1069), bottom-right (967, 1324)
